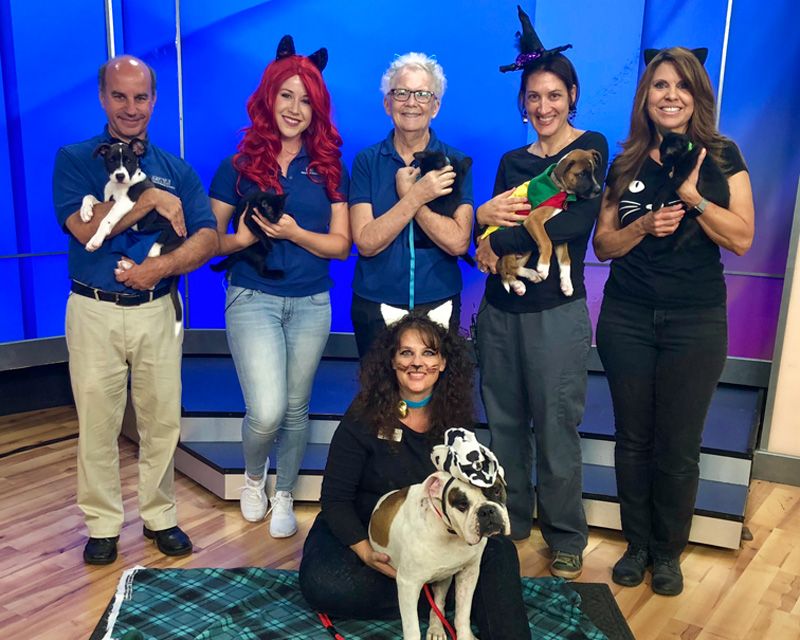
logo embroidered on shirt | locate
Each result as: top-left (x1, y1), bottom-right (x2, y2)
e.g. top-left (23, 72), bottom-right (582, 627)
top-left (151, 176), bottom-right (175, 190)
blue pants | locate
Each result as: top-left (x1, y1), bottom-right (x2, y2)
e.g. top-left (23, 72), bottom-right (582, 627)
top-left (596, 296), bottom-right (727, 557)
top-left (225, 285), bottom-right (331, 490)
top-left (475, 297), bottom-right (590, 553)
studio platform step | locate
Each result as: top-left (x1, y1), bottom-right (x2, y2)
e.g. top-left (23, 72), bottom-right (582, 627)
top-left (175, 353), bottom-right (763, 549)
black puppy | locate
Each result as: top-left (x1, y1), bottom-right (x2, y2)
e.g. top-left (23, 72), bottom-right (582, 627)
top-left (211, 191), bottom-right (287, 278)
top-left (411, 151), bottom-right (475, 266)
top-left (653, 132), bottom-right (729, 250)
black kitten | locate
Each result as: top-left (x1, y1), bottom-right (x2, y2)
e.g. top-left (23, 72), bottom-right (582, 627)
top-left (654, 132), bottom-right (729, 215)
top-left (211, 191), bottom-right (287, 278)
top-left (413, 151), bottom-right (473, 217)
top-left (654, 132), bottom-right (729, 250)
top-left (410, 151), bottom-right (475, 266)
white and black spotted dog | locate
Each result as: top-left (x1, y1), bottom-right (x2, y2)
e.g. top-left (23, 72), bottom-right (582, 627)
top-left (81, 139), bottom-right (185, 331)
top-left (80, 139), bottom-right (156, 252)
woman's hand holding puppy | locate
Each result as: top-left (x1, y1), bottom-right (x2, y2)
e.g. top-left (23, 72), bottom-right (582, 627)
top-left (476, 188), bottom-right (530, 228)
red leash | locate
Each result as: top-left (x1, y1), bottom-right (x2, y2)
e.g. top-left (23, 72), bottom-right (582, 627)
top-left (423, 583), bottom-right (458, 640)
top-left (318, 586), bottom-right (458, 640)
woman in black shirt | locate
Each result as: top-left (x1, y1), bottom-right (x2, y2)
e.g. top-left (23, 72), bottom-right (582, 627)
top-left (474, 10), bottom-right (608, 580)
top-left (299, 312), bottom-right (529, 638)
top-left (593, 47), bottom-right (754, 596)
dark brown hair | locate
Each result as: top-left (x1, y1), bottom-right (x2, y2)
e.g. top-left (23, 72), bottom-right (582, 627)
top-left (351, 314), bottom-right (475, 442)
top-left (606, 46), bottom-right (732, 202)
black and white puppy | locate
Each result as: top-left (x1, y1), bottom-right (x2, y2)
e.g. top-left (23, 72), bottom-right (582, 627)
top-left (211, 191), bottom-right (287, 278)
top-left (411, 151), bottom-right (475, 266)
top-left (81, 139), bottom-right (155, 252)
top-left (83, 139), bottom-right (185, 326)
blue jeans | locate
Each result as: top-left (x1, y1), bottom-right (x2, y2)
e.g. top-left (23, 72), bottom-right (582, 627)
top-left (596, 296), bottom-right (727, 557)
top-left (225, 285), bottom-right (331, 491)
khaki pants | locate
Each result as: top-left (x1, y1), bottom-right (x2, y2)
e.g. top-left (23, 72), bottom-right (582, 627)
top-left (66, 292), bottom-right (183, 537)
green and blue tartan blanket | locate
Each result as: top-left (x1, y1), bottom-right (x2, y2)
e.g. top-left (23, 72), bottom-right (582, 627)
top-left (95, 567), bottom-right (613, 639)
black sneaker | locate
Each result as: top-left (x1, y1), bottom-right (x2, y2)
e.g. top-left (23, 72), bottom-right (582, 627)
top-left (550, 551), bottom-right (582, 579)
top-left (83, 536), bottom-right (119, 565)
top-left (652, 556), bottom-right (683, 596)
top-left (612, 545), bottom-right (649, 587)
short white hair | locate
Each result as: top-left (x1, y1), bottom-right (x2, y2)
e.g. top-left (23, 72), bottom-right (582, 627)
top-left (380, 52), bottom-right (447, 98)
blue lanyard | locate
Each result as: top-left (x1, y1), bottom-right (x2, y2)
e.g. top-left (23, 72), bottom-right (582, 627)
top-left (408, 224), bottom-right (415, 310)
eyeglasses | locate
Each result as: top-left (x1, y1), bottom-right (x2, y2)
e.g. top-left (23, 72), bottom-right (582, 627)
top-left (389, 88), bottom-right (436, 104)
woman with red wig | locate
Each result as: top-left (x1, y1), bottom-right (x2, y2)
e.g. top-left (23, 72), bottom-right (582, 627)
top-left (210, 35), bottom-right (350, 538)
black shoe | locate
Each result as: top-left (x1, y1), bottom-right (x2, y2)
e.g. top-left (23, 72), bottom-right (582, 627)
top-left (143, 525), bottom-right (193, 556)
top-left (612, 545), bottom-right (650, 587)
top-left (651, 556), bottom-right (684, 596)
top-left (84, 536), bottom-right (119, 565)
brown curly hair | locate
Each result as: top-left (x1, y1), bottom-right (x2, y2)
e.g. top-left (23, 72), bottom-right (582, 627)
top-left (351, 315), bottom-right (475, 443)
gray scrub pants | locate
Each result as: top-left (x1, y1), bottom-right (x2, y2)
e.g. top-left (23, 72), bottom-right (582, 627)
top-left (475, 297), bottom-right (590, 554)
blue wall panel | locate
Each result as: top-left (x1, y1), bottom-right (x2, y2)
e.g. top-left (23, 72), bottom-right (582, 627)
top-left (28, 254), bottom-right (70, 338)
top-left (0, 259), bottom-right (24, 342)
top-left (0, 52), bottom-right (16, 256)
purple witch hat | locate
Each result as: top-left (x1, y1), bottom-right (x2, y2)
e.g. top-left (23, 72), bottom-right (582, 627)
top-left (499, 5), bottom-right (572, 73)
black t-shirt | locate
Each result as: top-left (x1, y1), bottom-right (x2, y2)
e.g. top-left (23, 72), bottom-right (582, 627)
top-left (320, 409), bottom-right (438, 546)
top-left (603, 140), bottom-right (747, 309)
top-left (482, 131), bottom-right (609, 313)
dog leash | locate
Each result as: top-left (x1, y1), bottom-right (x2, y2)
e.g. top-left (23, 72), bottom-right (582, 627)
top-left (317, 590), bottom-right (458, 640)
top-left (408, 224), bottom-right (416, 310)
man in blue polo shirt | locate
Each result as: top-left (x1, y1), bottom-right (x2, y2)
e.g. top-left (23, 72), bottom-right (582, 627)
top-left (52, 55), bottom-right (218, 565)
top-left (349, 53), bottom-right (473, 356)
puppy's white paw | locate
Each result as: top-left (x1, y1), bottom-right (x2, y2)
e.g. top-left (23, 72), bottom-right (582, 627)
top-left (560, 278), bottom-right (574, 296)
top-left (426, 622), bottom-right (446, 640)
top-left (510, 281), bottom-right (526, 296)
top-left (517, 267), bottom-right (543, 283)
top-left (536, 262), bottom-right (550, 280)
top-left (117, 259), bottom-right (133, 271)
top-left (85, 237), bottom-right (103, 252)
top-left (80, 196), bottom-right (98, 222)
top-left (454, 629), bottom-right (477, 640)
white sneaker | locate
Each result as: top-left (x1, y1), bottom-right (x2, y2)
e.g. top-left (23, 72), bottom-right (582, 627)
top-left (240, 460), bottom-right (269, 522)
top-left (269, 490), bottom-right (297, 538)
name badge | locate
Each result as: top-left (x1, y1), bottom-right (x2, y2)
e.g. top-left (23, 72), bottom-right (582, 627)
top-left (378, 428), bottom-right (403, 442)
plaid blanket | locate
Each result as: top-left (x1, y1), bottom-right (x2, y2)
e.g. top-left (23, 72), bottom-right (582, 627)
top-left (96, 567), bottom-right (608, 640)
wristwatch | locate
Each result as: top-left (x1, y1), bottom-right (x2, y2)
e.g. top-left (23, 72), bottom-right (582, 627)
top-left (694, 197), bottom-right (709, 215)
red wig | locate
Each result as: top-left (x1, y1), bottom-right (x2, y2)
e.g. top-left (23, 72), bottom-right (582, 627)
top-left (234, 55), bottom-right (343, 200)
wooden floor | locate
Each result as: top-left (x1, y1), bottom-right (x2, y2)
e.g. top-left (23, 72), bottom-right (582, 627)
top-left (1, 407), bottom-right (799, 640)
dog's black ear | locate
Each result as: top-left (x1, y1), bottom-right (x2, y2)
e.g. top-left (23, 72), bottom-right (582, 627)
top-left (307, 48), bottom-right (328, 72)
top-left (129, 138), bottom-right (147, 157)
top-left (276, 35), bottom-right (295, 60)
top-left (691, 48), bottom-right (709, 64)
top-left (413, 151), bottom-right (427, 162)
top-left (93, 143), bottom-right (111, 158)
top-left (275, 193), bottom-right (288, 208)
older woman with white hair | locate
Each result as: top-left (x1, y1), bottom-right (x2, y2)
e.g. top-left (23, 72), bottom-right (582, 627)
top-left (349, 52), bottom-right (474, 357)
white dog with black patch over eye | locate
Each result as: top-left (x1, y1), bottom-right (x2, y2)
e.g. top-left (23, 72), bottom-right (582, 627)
top-left (369, 429), bottom-right (510, 640)
top-left (80, 138), bottom-right (154, 252)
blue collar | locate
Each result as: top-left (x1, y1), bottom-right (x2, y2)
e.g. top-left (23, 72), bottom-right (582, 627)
top-left (402, 394), bottom-right (432, 408)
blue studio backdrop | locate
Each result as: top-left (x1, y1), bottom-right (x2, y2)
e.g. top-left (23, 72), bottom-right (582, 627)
top-left (1, 0), bottom-right (798, 360)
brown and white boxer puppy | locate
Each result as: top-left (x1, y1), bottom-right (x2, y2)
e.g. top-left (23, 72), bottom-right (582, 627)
top-left (369, 429), bottom-right (510, 640)
top-left (497, 147), bottom-right (602, 297)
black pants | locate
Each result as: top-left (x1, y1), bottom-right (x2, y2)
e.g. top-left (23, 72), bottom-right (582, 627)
top-left (350, 292), bottom-right (462, 360)
top-left (298, 515), bottom-right (530, 639)
top-left (596, 296), bottom-right (727, 557)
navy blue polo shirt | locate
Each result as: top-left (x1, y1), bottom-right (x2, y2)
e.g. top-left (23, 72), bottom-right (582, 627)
top-left (53, 128), bottom-right (217, 293)
top-left (349, 129), bottom-right (473, 306)
top-left (209, 151), bottom-right (349, 297)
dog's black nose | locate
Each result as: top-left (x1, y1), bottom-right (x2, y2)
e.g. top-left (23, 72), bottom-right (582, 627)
top-left (477, 504), bottom-right (506, 536)
top-left (115, 173), bottom-right (125, 182)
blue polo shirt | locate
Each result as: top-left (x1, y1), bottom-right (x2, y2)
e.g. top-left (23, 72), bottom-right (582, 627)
top-left (349, 129), bottom-right (473, 306)
top-left (209, 150), bottom-right (349, 297)
top-left (53, 128), bottom-right (217, 293)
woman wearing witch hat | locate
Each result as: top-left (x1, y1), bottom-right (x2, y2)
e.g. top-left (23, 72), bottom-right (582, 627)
top-left (594, 46), bottom-right (754, 595)
top-left (474, 6), bottom-right (608, 579)
top-left (210, 35), bottom-right (351, 539)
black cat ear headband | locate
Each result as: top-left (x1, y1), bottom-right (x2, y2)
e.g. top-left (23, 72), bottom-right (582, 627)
top-left (499, 4), bottom-right (572, 73)
top-left (275, 34), bottom-right (328, 72)
top-left (643, 47), bottom-right (708, 66)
